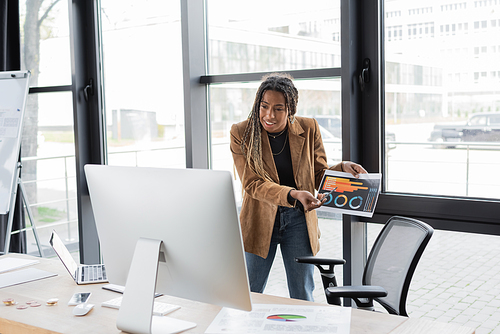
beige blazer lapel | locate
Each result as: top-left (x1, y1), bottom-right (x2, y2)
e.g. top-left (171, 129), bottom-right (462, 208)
top-left (288, 121), bottom-right (306, 182)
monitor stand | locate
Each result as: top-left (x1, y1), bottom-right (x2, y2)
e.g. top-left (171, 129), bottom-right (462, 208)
top-left (116, 238), bottom-right (196, 334)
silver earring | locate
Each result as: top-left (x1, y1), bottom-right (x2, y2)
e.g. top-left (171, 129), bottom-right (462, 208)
top-left (289, 114), bottom-right (295, 124)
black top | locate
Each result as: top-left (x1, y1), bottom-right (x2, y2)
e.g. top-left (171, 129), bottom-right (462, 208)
top-left (267, 129), bottom-right (302, 209)
top-left (268, 130), bottom-right (296, 188)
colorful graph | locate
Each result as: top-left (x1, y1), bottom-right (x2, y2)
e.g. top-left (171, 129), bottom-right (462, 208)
top-left (319, 172), bottom-right (381, 217)
top-left (323, 176), bottom-right (368, 193)
top-left (267, 314), bottom-right (307, 322)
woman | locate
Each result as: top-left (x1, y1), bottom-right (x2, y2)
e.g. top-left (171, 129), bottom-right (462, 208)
top-left (230, 73), bottom-right (367, 301)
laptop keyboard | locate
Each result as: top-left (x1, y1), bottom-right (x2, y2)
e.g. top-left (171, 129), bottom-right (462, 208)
top-left (81, 265), bottom-right (107, 282)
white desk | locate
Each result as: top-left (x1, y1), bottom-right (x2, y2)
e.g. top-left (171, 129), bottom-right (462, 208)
top-left (0, 254), bottom-right (475, 334)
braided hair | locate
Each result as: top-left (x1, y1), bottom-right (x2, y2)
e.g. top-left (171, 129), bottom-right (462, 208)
top-left (241, 73), bottom-right (299, 182)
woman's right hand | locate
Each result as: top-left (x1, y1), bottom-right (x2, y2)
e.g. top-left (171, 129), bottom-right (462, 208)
top-left (290, 189), bottom-right (323, 213)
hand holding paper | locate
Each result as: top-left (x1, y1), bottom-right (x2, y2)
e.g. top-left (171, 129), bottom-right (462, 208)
top-left (342, 161), bottom-right (368, 178)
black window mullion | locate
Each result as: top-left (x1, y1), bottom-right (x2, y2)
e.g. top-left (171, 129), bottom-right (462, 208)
top-left (28, 85), bottom-right (72, 94)
top-left (200, 68), bottom-right (341, 84)
top-left (68, 0), bottom-right (105, 265)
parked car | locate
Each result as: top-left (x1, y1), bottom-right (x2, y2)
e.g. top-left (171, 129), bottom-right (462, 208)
top-left (315, 115), bottom-right (342, 138)
top-left (462, 112), bottom-right (500, 142)
top-left (314, 115), bottom-right (396, 149)
top-left (429, 122), bottom-right (463, 143)
top-left (429, 112), bottom-right (500, 148)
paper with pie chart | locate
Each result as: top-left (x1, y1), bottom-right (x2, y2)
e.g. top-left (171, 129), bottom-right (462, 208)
top-left (317, 170), bottom-right (381, 218)
top-left (205, 303), bottom-right (351, 334)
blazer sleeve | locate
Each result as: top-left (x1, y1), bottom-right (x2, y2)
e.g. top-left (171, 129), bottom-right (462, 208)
top-left (230, 123), bottom-right (294, 207)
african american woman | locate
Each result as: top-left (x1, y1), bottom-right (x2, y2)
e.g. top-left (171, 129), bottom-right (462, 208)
top-left (230, 73), bottom-right (367, 301)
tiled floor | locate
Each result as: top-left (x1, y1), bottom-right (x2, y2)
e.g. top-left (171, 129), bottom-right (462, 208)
top-left (264, 218), bottom-right (500, 334)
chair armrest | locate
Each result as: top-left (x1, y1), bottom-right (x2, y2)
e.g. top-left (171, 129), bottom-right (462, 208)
top-left (296, 256), bottom-right (346, 306)
top-left (326, 285), bottom-right (388, 299)
top-left (326, 285), bottom-right (388, 309)
top-left (295, 256), bottom-right (345, 266)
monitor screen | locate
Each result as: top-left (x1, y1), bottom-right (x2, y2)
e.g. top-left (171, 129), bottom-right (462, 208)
top-left (85, 165), bottom-right (252, 314)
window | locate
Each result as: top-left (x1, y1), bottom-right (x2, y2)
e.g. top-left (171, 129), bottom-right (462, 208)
top-left (100, 1), bottom-right (185, 169)
top-left (384, 0), bottom-right (500, 200)
top-left (469, 115), bottom-right (487, 126)
top-left (19, 0), bottom-right (76, 257)
top-left (490, 115), bottom-right (500, 124)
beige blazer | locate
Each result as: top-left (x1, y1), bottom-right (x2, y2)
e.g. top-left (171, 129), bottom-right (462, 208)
top-left (230, 116), bottom-right (343, 258)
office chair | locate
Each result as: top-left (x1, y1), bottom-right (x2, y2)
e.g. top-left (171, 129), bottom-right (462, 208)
top-left (296, 216), bottom-right (433, 316)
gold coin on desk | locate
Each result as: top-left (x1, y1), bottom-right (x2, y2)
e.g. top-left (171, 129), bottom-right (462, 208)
top-left (3, 298), bottom-right (15, 306)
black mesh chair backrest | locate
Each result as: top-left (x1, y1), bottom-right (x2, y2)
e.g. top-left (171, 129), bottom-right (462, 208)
top-left (363, 216), bottom-right (434, 316)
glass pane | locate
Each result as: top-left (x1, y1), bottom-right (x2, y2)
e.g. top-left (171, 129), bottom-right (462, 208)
top-left (19, 0), bottom-right (74, 257)
top-left (100, 0), bottom-right (185, 168)
top-left (21, 92), bottom-right (77, 257)
top-left (20, 0), bottom-right (71, 86)
top-left (210, 78), bottom-right (341, 203)
top-left (207, 0), bottom-right (341, 74)
top-left (384, 1), bottom-right (500, 199)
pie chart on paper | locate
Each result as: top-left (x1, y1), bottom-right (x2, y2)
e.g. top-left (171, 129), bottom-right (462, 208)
top-left (267, 314), bottom-right (307, 322)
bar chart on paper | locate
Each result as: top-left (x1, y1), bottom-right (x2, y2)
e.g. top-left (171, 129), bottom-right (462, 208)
top-left (317, 170), bottom-right (381, 217)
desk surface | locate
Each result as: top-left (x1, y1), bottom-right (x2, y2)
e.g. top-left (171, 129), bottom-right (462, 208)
top-left (0, 254), bottom-right (474, 334)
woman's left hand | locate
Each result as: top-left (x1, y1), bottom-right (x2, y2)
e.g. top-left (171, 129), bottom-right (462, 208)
top-left (342, 161), bottom-right (368, 178)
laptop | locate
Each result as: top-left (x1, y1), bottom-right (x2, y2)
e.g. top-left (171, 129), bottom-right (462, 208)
top-left (49, 230), bottom-right (108, 284)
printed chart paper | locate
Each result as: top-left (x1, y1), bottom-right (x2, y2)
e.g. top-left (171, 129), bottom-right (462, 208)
top-left (317, 170), bottom-right (381, 218)
top-left (205, 304), bottom-right (351, 334)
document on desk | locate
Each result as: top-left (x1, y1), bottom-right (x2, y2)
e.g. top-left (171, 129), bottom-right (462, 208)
top-left (317, 170), bottom-right (381, 218)
top-left (205, 304), bottom-right (351, 334)
top-left (0, 257), bottom-right (39, 273)
top-left (0, 268), bottom-right (57, 289)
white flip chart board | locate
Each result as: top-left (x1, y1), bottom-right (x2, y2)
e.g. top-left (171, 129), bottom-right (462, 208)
top-left (0, 71), bottom-right (30, 215)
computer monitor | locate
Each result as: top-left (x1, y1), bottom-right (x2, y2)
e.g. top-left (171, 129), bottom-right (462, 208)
top-left (85, 165), bottom-right (252, 334)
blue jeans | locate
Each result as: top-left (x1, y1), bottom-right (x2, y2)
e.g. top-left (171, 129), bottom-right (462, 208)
top-left (245, 206), bottom-right (315, 301)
